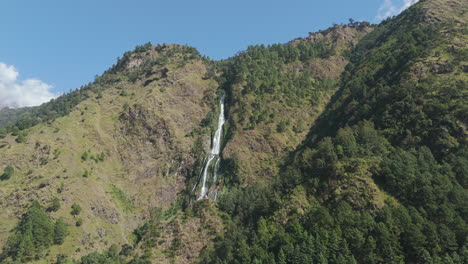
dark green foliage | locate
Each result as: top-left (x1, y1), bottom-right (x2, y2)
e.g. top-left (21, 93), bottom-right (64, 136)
top-left (277, 120), bottom-right (289, 133)
top-left (2, 2), bottom-right (465, 263)
top-left (54, 254), bottom-right (72, 264)
top-left (200, 111), bottom-right (216, 128)
top-left (0, 107), bottom-right (31, 129)
top-left (57, 182), bottom-right (65, 194)
top-left (135, 208), bottom-right (163, 249)
top-left (134, 42), bottom-right (152, 53)
top-left (48, 197), bottom-right (61, 212)
top-left (317, 5), bottom-right (466, 159)
top-left (122, 103), bottom-right (130, 112)
top-left (219, 37), bottom-right (339, 131)
top-left (113, 44), bottom-right (201, 83)
top-left (71, 203), bottom-right (82, 216)
top-left (199, 5), bottom-right (467, 263)
top-left (54, 218), bottom-right (68, 245)
top-left (81, 151), bottom-right (90, 161)
top-left (217, 185), bottom-right (278, 227)
top-left (83, 150), bottom-right (105, 163)
top-left (79, 245), bottom-right (124, 264)
top-left (77, 244), bottom-right (153, 264)
top-left (0, 201), bottom-right (68, 262)
top-left (97, 152), bottom-right (105, 162)
top-left (15, 131), bottom-right (27, 143)
top-left (82, 169), bottom-right (91, 178)
top-left (1, 165), bottom-right (14, 180)
top-left (221, 154), bottom-right (242, 186)
top-left (203, 113), bottom-right (466, 263)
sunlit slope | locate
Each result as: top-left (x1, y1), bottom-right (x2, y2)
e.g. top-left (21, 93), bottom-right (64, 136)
top-left (221, 24), bottom-right (373, 184)
top-left (0, 44), bottom-right (217, 261)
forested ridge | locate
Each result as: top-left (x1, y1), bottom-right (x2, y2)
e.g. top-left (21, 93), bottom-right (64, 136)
top-left (0, 0), bottom-right (466, 263)
top-left (198, 1), bottom-right (467, 263)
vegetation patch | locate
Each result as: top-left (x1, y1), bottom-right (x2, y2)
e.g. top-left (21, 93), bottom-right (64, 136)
top-left (110, 184), bottom-right (135, 212)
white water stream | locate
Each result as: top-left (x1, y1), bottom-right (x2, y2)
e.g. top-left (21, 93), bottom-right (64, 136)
top-left (197, 97), bottom-right (225, 200)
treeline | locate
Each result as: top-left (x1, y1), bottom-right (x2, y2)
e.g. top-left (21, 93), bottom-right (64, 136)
top-left (0, 107), bottom-right (31, 130)
top-left (223, 39), bottom-right (337, 98)
top-left (218, 38), bottom-right (338, 130)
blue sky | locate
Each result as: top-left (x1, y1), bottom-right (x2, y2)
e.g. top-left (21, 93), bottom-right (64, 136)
top-left (0, 0), bottom-right (418, 107)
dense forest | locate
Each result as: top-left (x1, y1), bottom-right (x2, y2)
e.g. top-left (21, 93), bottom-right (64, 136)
top-left (197, 2), bottom-right (467, 264)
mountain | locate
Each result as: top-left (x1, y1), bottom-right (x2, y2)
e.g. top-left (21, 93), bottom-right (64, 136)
top-left (201, 1), bottom-right (467, 264)
top-left (0, 0), bottom-right (466, 263)
top-left (221, 24), bottom-right (372, 184)
top-left (0, 44), bottom-right (221, 263)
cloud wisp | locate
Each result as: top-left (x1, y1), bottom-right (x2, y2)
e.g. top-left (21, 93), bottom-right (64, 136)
top-left (376, 0), bottom-right (420, 21)
top-left (0, 62), bottom-right (57, 108)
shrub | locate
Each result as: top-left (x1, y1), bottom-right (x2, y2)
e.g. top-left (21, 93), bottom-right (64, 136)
top-left (71, 203), bottom-right (82, 216)
top-left (15, 131), bottom-right (27, 143)
top-left (48, 197), bottom-right (61, 212)
top-left (1, 165), bottom-right (14, 180)
top-left (75, 218), bottom-right (83, 227)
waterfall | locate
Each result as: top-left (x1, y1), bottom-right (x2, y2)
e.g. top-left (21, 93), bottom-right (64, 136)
top-left (197, 96), bottom-right (225, 200)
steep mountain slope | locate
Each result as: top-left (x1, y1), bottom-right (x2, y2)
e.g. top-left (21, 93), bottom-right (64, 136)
top-left (314, 0), bottom-right (467, 157)
top-left (221, 24), bottom-right (372, 184)
top-left (201, 0), bottom-right (467, 263)
top-left (0, 0), bottom-right (466, 263)
top-left (0, 44), bottom-right (219, 262)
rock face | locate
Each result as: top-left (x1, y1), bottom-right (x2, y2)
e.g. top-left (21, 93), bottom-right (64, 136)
top-left (293, 24), bottom-right (373, 50)
top-left (420, 0), bottom-right (467, 23)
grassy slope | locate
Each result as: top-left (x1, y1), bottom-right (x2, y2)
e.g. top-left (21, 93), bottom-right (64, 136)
top-left (0, 45), bottom-right (217, 262)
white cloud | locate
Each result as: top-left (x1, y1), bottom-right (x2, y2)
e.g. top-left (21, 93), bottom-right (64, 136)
top-left (376, 0), bottom-right (420, 21)
top-left (0, 62), bottom-right (57, 108)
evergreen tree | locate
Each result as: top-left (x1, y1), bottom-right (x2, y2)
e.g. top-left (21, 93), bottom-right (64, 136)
top-left (54, 218), bottom-right (68, 245)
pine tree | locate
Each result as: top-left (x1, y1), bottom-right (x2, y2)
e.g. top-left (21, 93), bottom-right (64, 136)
top-left (54, 218), bottom-right (68, 245)
top-left (277, 249), bottom-right (286, 264)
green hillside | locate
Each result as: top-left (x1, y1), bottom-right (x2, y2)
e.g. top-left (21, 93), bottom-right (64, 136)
top-left (0, 0), bottom-right (466, 263)
top-left (0, 44), bottom-right (220, 263)
top-left (220, 23), bottom-right (372, 185)
top-left (199, 0), bottom-right (468, 264)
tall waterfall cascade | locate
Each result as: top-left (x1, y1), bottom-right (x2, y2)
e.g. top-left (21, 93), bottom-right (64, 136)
top-left (197, 97), bottom-right (225, 200)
